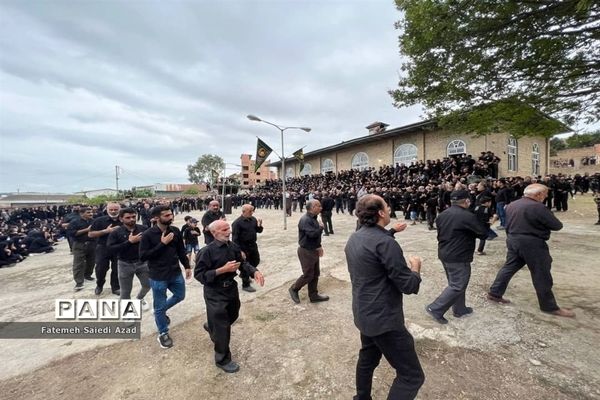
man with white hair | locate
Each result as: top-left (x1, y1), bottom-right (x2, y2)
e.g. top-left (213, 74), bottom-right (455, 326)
top-left (487, 183), bottom-right (575, 317)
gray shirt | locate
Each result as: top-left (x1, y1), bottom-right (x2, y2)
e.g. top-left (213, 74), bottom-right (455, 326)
top-left (506, 197), bottom-right (562, 241)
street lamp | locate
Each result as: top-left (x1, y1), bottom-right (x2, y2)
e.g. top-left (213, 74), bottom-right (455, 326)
top-left (221, 163), bottom-right (241, 213)
top-left (247, 114), bottom-right (311, 230)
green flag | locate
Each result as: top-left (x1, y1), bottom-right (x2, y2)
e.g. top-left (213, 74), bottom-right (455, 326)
top-left (293, 148), bottom-right (305, 173)
top-left (255, 138), bottom-right (273, 173)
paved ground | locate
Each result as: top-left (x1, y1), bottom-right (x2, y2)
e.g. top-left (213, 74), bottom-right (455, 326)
top-left (0, 195), bottom-right (599, 399)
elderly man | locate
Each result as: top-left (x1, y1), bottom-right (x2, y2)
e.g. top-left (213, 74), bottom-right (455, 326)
top-left (289, 199), bottom-right (329, 303)
top-left (67, 207), bottom-right (96, 291)
top-left (195, 220), bottom-right (265, 373)
top-left (487, 184), bottom-right (575, 317)
top-left (89, 202), bottom-right (122, 296)
top-left (345, 194), bottom-right (425, 400)
top-left (232, 204), bottom-right (264, 292)
top-left (202, 200), bottom-right (225, 245)
top-left (426, 189), bottom-right (487, 324)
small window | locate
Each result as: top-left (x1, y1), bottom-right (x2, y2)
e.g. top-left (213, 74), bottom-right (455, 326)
top-left (243, 174), bottom-right (249, 178)
top-left (508, 137), bottom-right (518, 172)
top-left (447, 140), bottom-right (466, 156)
top-left (394, 144), bottom-right (418, 164)
top-left (243, 166), bottom-right (249, 171)
top-left (321, 158), bottom-right (335, 174)
top-left (532, 143), bottom-right (540, 176)
top-left (256, 179), bottom-right (261, 183)
top-left (351, 152), bottom-right (369, 171)
top-left (256, 172), bottom-right (261, 176)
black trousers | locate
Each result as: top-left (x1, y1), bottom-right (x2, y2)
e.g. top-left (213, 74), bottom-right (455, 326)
top-left (554, 192), bottom-right (569, 211)
top-left (292, 247), bottom-right (320, 298)
top-left (321, 211), bottom-right (333, 234)
top-left (355, 329), bottom-right (425, 400)
top-left (428, 262), bottom-right (471, 317)
top-left (95, 245), bottom-right (120, 290)
top-left (204, 284), bottom-right (241, 365)
top-left (489, 236), bottom-right (559, 312)
top-left (239, 245), bottom-right (260, 286)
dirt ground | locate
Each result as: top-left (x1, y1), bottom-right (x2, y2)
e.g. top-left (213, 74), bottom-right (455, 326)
top-left (0, 195), bottom-right (599, 400)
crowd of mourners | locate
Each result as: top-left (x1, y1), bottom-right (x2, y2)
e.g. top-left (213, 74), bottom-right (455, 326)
top-left (2, 151), bottom-right (599, 268)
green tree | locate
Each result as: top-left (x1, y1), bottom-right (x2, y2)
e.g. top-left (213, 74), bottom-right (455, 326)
top-left (565, 130), bottom-right (600, 148)
top-left (187, 154), bottom-right (225, 184)
top-left (183, 187), bottom-right (200, 195)
top-left (390, 0), bottom-right (599, 137)
top-left (550, 137), bottom-right (567, 156)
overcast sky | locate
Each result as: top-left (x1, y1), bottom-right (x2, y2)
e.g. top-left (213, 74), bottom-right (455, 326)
top-left (0, 1), bottom-right (593, 194)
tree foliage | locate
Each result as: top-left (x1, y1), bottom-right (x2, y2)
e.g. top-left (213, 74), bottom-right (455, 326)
top-left (391, 0), bottom-right (599, 137)
top-left (187, 154), bottom-right (225, 184)
top-left (550, 130), bottom-right (600, 155)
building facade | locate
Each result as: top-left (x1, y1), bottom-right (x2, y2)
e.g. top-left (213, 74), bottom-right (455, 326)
top-left (240, 154), bottom-right (277, 188)
top-left (271, 120), bottom-right (551, 179)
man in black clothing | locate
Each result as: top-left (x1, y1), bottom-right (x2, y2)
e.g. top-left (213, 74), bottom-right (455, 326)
top-left (289, 200), bottom-right (328, 303)
top-left (89, 202), bottom-right (122, 296)
top-left (231, 204), bottom-right (264, 292)
top-left (140, 205), bottom-right (192, 349)
top-left (320, 192), bottom-right (335, 235)
top-left (426, 190), bottom-right (487, 324)
top-left (487, 184), bottom-right (575, 317)
top-left (345, 194), bottom-right (424, 400)
top-left (67, 207), bottom-right (96, 290)
top-left (106, 208), bottom-right (150, 308)
top-left (195, 220), bottom-right (265, 373)
top-left (202, 200), bottom-right (225, 244)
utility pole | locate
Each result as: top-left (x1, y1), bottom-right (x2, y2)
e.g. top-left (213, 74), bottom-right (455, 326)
top-left (115, 165), bottom-right (120, 195)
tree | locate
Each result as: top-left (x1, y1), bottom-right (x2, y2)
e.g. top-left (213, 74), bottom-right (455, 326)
top-left (550, 137), bottom-right (567, 156)
top-left (390, 0), bottom-right (599, 137)
top-left (187, 154), bottom-right (225, 184)
top-left (565, 130), bottom-right (600, 148)
top-left (183, 187), bottom-right (200, 195)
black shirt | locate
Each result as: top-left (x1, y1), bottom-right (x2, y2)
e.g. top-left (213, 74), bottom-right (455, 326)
top-left (202, 210), bottom-right (225, 244)
top-left (194, 240), bottom-right (257, 286)
top-left (90, 215), bottom-right (122, 246)
top-left (139, 225), bottom-right (190, 281)
top-left (183, 227), bottom-right (201, 246)
top-left (506, 197), bottom-right (562, 241)
top-left (106, 224), bottom-right (147, 262)
top-left (298, 213), bottom-right (322, 250)
top-left (67, 217), bottom-right (95, 243)
top-left (436, 205), bottom-right (487, 263)
top-left (231, 216), bottom-right (263, 250)
top-left (345, 225), bottom-right (421, 336)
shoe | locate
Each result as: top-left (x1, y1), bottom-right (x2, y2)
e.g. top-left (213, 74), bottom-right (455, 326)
top-left (323, 233), bottom-right (329, 236)
top-left (453, 307), bottom-right (474, 318)
top-left (309, 294), bottom-right (329, 303)
top-left (242, 285), bottom-right (256, 293)
top-left (595, 221), bottom-right (600, 225)
top-left (330, 231), bottom-right (334, 234)
top-left (112, 289), bottom-right (121, 296)
top-left (74, 284), bottom-right (84, 291)
top-left (203, 322), bottom-right (210, 334)
top-left (140, 299), bottom-right (150, 311)
top-left (487, 293), bottom-right (511, 304)
top-left (477, 251), bottom-right (486, 256)
top-left (497, 226), bottom-right (505, 230)
top-left (289, 287), bottom-right (300, 304)
top-left (548, 308), bottom-right (576, 318)
top-left (94, 286), bottom-right (103, 296)
top-left (216, 361), bottom-right (240, 373)
top-left (425, 306), bottom-right (448, 324)
top-left (157, 333), bottom-right (173, 349)
top-left (84, 276), bottom-right (95, 281)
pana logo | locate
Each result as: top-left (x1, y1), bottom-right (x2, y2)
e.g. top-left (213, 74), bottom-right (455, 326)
top-left (55, 299), bottom-right (142, 320)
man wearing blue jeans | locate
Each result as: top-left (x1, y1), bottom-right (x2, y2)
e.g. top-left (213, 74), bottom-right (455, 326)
top-left (140, 205), bottom-right (191, 349)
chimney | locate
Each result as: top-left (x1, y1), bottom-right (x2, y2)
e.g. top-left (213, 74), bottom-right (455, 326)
top-left (365, 121), bottom-right (389, 135)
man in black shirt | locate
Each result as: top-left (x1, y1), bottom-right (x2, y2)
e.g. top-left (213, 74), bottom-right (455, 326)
top-left (487, 184), bottom-right (575, 317)
top-left (89, 203), bottom-right (122, 296)
top-left (202, 200), bottom-right (225, 245)
top-left (231, 204), bottom-right (263, 292)
top-left (140, 205), bottom-right (192, 349)
top-left (195, 220), bottom-right (264, 373)
top-left (320, 191), bottom-right (335, 235)
top-left (426, 190), bottom-right (487, 324)
top-left (67, 207), bottom-right (96, 290)
top-left (345, 194), bottom-right (424, 400)
top-left (106, 208), bottom-right (150, 309)
top-left (289, 200), bottom-right (329, 303)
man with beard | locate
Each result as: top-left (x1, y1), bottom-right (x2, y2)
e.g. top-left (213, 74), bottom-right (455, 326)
top-left (140, 205), bottom-right (192, 349)
top-left (106, 208), bottom-right (150, 310)
top-left (195, 220), bottom-right (265, 373)
top-left (231, 204), bottom-right (264, 292)
top-left (202, 200), bottom-right (225, 245)
top-left (67, 207), bottom-right (96, 290)
top-left (89, 202), bottom-right (122, 296)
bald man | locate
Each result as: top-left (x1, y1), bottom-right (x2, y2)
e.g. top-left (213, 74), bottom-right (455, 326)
top-left (89, 202), bottom-right (122, 295)
top-left (232, 204), bottom-right (263, 292)
top-left (201, 200), bottom-right (225, 245)
top-left (487, 184), bottom-right (575, 317)
top-left (195, 220), bottom-right (265, 373)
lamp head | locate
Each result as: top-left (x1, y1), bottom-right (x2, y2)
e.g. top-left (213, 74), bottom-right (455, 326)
top-left (247, 115), bottom-right (261, 122)
top-left (300, 127), bottom-right (311, 132)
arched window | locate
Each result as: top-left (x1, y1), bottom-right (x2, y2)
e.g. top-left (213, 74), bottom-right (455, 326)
top-left (321, 158), bottom-right (335, 174)
top-left (394, 144), bottom-right (418, 164)
top-left (508, 137), bottom-right (518, 172)
top-left (447, 140), bottom-right (466, 156)
top-left (532, 143), bottom-right (540, 176)
top-left (300, 163), bottom-right (312, 176)
top-left (285, 167), bottom-right (294, 179)
top-left (351, 152), bottom-right (369, 171)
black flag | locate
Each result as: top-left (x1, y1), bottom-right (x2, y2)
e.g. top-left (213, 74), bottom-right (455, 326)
top-left (255, 138), bottom-right (273, 173)
top-left (293, 148), bottom-right (305, 173)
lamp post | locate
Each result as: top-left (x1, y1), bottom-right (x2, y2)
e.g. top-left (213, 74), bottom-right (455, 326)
top-left (247, 115), bottom-right (310, 230)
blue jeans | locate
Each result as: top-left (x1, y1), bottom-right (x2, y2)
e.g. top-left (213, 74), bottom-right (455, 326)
top-left (496, 202), bottom-right (506, 227)
top-left (150, 273), bottom-right (186, 334)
